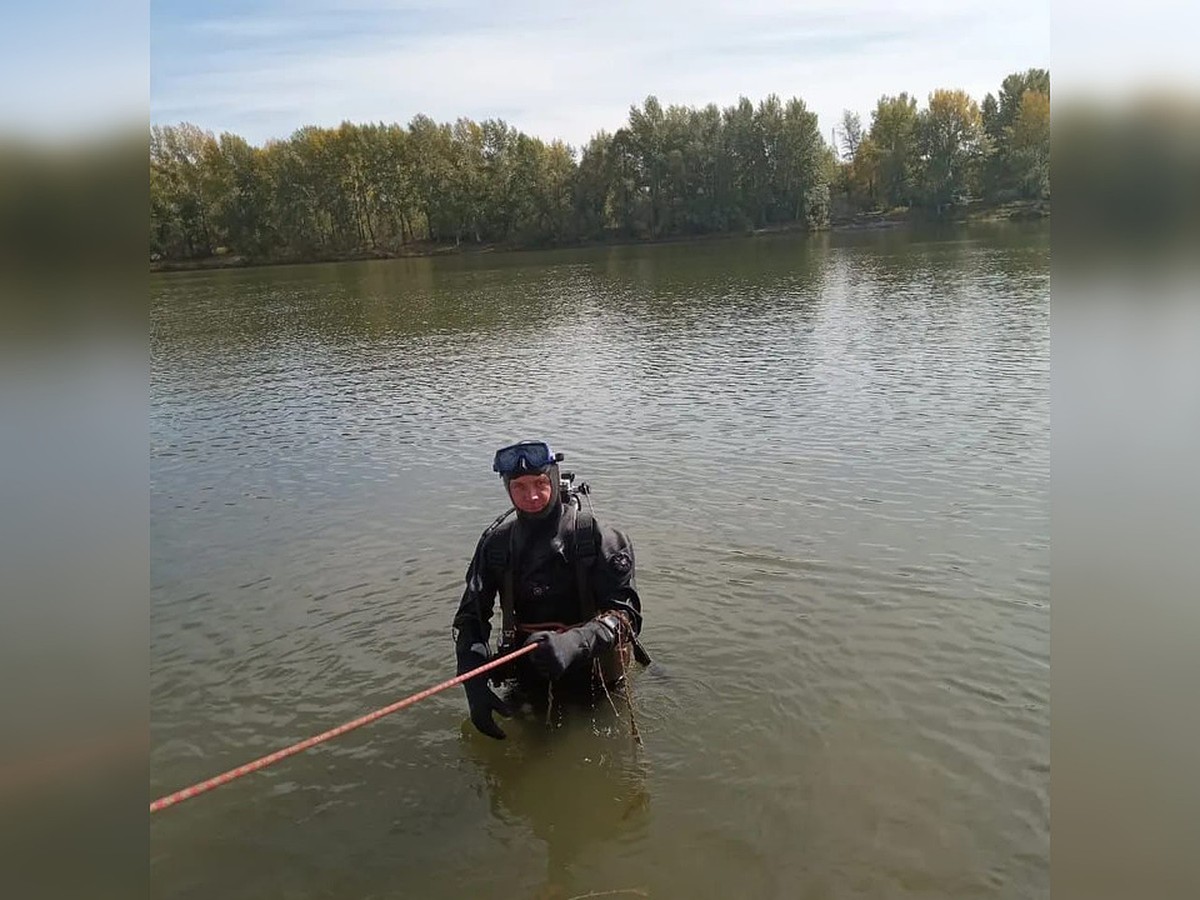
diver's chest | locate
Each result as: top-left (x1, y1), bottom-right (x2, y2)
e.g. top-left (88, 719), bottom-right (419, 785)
top-left (516, 550), bottom-right (577, 601)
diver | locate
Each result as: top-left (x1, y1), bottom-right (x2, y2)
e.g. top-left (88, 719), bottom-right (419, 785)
top-left (452, 440), bottom-right (646, 739)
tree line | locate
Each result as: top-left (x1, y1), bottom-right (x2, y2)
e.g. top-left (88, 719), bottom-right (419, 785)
top-left (837, 68), bottom-right (1049, 214)
top-left (150, 69), bottom-right (1048, 262)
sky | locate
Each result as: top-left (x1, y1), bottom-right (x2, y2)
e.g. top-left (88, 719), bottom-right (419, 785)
top-left (146, 0), bottom-right (1056, 149)
top-left (8, 2), bottom-right (1200, 145)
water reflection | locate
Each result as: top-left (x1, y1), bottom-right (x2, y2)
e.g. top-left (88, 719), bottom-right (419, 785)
top-left (464, 690), bottom-right (651, 898)
top-left (151, 223), bottom-right (1048, 357)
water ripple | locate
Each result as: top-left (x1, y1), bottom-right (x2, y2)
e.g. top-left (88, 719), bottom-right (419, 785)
top-left (152, 229), bottom-right (1049, 899)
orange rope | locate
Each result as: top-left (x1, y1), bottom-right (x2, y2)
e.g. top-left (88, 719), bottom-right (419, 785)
top-left (150, 642), bottom-right (536, 813)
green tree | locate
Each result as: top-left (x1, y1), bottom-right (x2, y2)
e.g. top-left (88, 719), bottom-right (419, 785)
top-left (575, 131), bottom-right (614, 239)
top-left (407, 114), bottom-right (454, 242)
top-left (150, 123), bottom-right (219, 257)
top-left (917, 89), bottom-right (984, 212)
top-left (981, 68), bottom-right (1050, 201)
top-left (627, 96), bottom-right (668, 237)
top-left (723, 97), bottom-right (762, 228)
top-left (868, 93), bottom-right (920, 208)
top-left (206, 132), bottom-right (270, 255)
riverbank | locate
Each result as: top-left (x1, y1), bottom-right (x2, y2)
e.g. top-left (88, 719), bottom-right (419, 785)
top-left (149, 199), bottom-right (1048, 273)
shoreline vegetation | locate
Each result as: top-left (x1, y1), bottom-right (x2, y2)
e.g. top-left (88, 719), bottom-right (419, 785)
top-left (151, 69), bottom-right (1049, 273)
top-left (149, 200), bottom-right (1048, 273)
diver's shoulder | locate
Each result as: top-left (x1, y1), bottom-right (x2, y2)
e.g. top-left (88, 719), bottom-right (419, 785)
top-left (477, 513), bottom-right (516, 548)
top-left (591, 515), bottom-right (634, 552)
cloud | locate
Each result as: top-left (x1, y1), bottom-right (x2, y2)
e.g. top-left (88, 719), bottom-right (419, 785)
top-left (150, 0), bottom-right (1050, 146)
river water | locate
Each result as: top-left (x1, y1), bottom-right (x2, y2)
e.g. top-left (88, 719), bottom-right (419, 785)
top-left (151, 225), bottom-right (1049, 899)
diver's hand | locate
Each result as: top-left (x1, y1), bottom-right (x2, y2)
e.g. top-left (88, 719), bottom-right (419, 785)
top-left (528, 619), bottom-right (616, 680)
top-left (464, 679), bottom-right (511, 740)
top-left (457, 645), bottom-right (512, 739)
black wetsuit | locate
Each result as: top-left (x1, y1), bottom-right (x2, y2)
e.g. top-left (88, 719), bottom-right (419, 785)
top-left (452, 500), bottom-right (642, 689)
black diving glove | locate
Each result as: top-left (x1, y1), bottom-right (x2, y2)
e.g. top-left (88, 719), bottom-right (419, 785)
top-left (528, 617), bottom-right (620, 681)
top-left (457, 644), bottom-right (512, 740)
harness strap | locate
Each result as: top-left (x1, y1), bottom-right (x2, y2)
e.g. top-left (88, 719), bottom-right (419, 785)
top-left (572, 505), bottom-right (598, 620)
top-left (498, 522), bottom-right (522, 646)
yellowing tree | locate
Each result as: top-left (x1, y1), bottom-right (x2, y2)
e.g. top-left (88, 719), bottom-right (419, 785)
top-left (1010, 89), bottom-right (1050, 199)
top-left (918, 89), bottom-right (984, 212)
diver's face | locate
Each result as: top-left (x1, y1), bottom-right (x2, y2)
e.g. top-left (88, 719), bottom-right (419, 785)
top-left (508, 474), bottom-right (553, 514)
